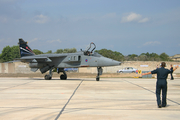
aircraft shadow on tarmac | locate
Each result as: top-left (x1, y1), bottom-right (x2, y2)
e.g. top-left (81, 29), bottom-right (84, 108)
top-left (30, 78), bottom-right (96, 81)
top-left (31, 78), bottom-right (80, 80)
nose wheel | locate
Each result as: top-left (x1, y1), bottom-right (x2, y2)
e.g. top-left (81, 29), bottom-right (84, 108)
top-left (96, 76), bottom-right (99, 81)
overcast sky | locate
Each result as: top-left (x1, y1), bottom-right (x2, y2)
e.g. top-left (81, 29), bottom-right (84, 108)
top-left (0, 0), bottom-right (180, 56)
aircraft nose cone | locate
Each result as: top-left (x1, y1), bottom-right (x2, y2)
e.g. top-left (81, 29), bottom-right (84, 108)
top-left (110, 59), bottom-right (121, 66)
top-left (98, 57), bottom-right (121, 66)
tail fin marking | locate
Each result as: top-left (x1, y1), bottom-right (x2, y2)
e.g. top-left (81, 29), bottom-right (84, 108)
top-left (19, 38), bottom-right (35, 57)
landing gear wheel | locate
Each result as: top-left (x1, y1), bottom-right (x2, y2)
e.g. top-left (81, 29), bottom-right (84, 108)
top-left (45, 75), bottom-right (52, 80)
top-left (44, 67), bottom-right (54, 80)
top-left (96, 76), bottom-right (99, 81)
top-left (60, 74), bottom-right (67, 80)
top-left (57, 68), bottom-right (67, 80)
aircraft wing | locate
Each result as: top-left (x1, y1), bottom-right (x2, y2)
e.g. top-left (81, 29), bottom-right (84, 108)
top-left (20, 56), bottom-right (52, 62)
top-left (18, 54), bottom-right (67, 63)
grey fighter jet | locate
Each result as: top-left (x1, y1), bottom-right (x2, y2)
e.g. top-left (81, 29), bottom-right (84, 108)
top-left (18, 38), bottom-right (121, 81)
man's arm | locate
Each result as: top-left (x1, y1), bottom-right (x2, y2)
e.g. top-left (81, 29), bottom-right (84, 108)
top-left (142, 71), bottom-right (151, 76)
top-left (173, 65), bottom-right (179, 71)
top-left (142, 66), bottom-right (179, 76)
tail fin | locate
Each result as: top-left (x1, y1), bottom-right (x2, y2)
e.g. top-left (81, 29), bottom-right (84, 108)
top-left (18, 38), bottom-right (35, 57)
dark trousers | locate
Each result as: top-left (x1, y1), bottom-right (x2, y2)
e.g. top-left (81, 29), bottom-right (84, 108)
top-left (156, 80), bottom-right (167, 106)
top-left (170, 73), bottom-right (174, 80)
top-left (170, 68), bottom-right (174, 80)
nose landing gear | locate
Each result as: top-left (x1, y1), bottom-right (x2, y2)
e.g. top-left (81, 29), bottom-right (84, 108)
top-left (96, 67), bottom-right (103, 81)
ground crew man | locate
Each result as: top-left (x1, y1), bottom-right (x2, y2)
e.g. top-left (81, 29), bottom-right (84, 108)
top-left (142, 62), bottom-right (179, 108)
top-left (170, 64), bottom-right (174, 80)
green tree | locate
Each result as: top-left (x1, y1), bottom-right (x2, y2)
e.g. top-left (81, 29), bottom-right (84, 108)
top-left (63, 48), bottom-right (77, 53)
top-left (55, 48), bottom-right (77, 53)
top-left (0, 54), bottom-right (3, 63)
top-left (45, 50), bottom-right (52, 54)
top-left (0, 46), bottom-right (13, 62)
top-left (138, 52), bottom-right (160, 61)
top-left (33, 49), bottom-right (43, 55)
top-left (130, 54), bottom-right (138, 61)
top-left (160, 53), bottom-right (170, 61)
top-left (56, 49), bottom-right (63, 53)
top-left (0, 45), bottom-right (20, 62)
top-left (138, 54), bottom-right (147, 61)
top-left (11, 46), bottom-right (21, 59)
top-left (95, 49), bottom-right (124, 61)
top-left (150, 53), bottom-right (160, 61)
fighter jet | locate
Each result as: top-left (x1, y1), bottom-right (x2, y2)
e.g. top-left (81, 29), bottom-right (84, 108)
top-left (18, 38), bottom-right (121, 81)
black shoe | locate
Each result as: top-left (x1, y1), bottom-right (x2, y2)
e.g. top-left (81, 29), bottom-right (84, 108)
top-left (162, 105), bottom-right (166, 107)
top-left (170, 79), bottom-right (174, 80)
top-left (158, 105), bottom-right (162, 108)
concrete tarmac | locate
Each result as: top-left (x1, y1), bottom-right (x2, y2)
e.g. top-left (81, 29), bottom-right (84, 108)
top-left (0, 77), bottom-right (180, 120)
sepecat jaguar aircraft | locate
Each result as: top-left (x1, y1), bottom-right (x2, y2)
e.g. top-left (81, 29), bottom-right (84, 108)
top-left (18, 38), bottom-right (121, 81)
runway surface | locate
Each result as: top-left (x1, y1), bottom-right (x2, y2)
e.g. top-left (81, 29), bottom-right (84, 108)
top-left (0, 77), bottom-right (180, 120)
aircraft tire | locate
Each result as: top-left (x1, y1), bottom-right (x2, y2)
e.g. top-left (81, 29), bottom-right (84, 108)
top-left (60, 75), bottom-right (67, 80)
top-left (96, 77), bottom-right (99, 81)
top-left (45, 75), bottom-right (52, 80)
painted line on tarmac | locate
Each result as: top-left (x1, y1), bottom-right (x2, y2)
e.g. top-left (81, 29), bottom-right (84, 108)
top-left (55, 80), bottom-right (83, 120)
top-left (124, 79), bottom-right (180, 105)
top-left (0, 81), bottom-right (35, 91)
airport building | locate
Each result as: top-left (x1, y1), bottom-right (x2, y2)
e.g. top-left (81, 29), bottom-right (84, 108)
top-left (170, 54), bottom-right (180, 61)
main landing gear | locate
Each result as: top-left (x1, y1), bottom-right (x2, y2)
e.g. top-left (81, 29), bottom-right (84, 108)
top-left (44, 67), bottom-right (53, 80)
top-left (44, 68), bottom-right (67, 80)
top-left (96, 67), bottom-right (103, 81)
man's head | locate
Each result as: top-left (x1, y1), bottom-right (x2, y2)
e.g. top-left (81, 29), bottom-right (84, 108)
top-left (160, 62), bottom-right (166, 67)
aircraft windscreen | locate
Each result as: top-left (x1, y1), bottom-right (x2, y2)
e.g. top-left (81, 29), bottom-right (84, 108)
top-left (84, 51), bottom-right (102, 57)
top-left (93, 52), bottom-right (102, 57)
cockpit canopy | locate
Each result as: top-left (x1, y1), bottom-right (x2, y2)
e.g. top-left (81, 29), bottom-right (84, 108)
top-left (82, 42), bottom-right (102, 57)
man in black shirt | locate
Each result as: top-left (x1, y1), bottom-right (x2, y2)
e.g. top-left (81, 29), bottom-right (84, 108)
top-left (142, 62), bottom-right (179, 108)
